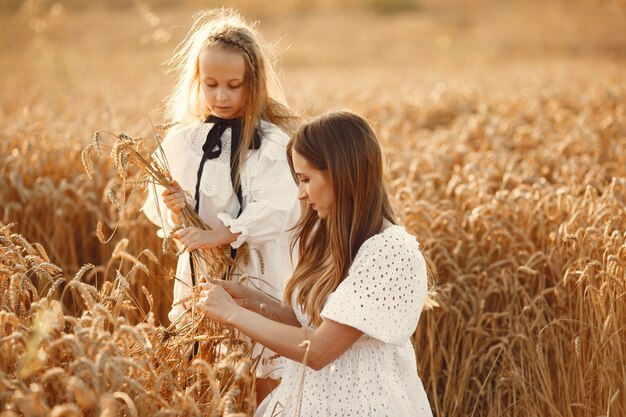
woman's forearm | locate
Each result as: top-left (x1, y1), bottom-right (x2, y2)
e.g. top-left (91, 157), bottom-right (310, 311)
top-left (198, 284), bottom-right (364, 370)
top-left (226, 308), bottom-right (363, 371)
top-left (240, 284), bottom-right (300, 326)
top-left (229, 307), bottom-right (311, 365)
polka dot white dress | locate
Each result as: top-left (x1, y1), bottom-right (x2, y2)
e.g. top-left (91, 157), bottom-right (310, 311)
top-left (256, 225), bottom-right (433, 417)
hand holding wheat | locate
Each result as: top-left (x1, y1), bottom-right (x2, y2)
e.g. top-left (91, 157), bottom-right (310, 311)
top-left (162, 180), bottom-right (188, 219)
top-left (82, 129), bottom-right (246, 282)
top-left (197, 283), bottom-right (241, 326)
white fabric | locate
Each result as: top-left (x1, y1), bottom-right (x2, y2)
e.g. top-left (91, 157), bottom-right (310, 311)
top-left (256, 225), bottom-right (433, 417)
top-left (142, 120), bottom-right (300, 378)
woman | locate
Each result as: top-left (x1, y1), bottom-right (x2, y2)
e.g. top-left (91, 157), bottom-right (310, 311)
top-left (198, 110), bottom-right (434, 416)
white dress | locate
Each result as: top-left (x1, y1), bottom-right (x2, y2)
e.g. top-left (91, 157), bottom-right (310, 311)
top-left (142, 119), bottom-right (300, 378)
top-left (256, 225), bottom-right (433, 417)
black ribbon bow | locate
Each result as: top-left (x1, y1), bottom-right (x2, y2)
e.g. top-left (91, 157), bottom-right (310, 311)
top-left (189, 115), bottom-right (261, 285)
top-left (193, 115), bottom-right (261, 213)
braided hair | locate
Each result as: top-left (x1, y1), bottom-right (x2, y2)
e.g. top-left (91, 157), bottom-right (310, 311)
top-left (165, 8), bottom-right (300, 188)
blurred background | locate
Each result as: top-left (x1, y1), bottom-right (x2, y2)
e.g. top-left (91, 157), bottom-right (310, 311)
top-left (1, 1), bottom-right (625, 416)
top-left (2, 0), bottom-right (625, 126)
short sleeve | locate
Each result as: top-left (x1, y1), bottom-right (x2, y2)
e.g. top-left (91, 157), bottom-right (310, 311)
top-left (321, 228), bottom-right (428, 345)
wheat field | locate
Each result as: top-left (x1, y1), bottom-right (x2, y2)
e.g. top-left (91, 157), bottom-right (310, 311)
top-left (1, 0), bottom-right (625, 416)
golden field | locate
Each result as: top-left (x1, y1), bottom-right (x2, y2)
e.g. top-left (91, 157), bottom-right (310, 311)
top-left (1, 0), bottom-right (625, 415)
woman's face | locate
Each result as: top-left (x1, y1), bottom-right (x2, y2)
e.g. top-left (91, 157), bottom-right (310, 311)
top-left (291, 150), bottom-right (333, 219)
top-left (198, 46), bottom-right (246, 119)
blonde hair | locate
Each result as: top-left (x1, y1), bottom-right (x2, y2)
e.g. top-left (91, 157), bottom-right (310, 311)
top-left (164, 8), bottom-right (299, 185)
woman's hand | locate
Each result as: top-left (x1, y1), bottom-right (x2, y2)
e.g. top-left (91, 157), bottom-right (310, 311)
top-left (197, 282), bottom-right (242, 325)
top-left (162, 181), bottom-right (188, 217)
top-left (199, 277), bottom-right (253, 309)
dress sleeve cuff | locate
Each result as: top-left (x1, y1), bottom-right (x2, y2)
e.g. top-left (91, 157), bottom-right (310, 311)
top-left (217, 213), bottom-right (249, 249)
top-left (166, 209), bottom-right (178, 229)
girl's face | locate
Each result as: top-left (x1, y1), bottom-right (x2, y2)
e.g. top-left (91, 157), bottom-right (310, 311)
top-left (198, 46), bottom-right (246, 119)
top-left (292, 150), bottom-right (333, 219)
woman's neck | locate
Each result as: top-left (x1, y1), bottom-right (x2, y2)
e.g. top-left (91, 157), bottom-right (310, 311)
top-left (380, 218), bottom-right (394, 233)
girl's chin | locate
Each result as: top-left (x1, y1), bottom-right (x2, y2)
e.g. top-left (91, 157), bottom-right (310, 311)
top-left (211, 108), bottom-right (242, 119)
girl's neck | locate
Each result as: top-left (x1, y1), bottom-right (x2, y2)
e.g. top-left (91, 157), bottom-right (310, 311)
top-left (206, 114), bottom-right (242, 123)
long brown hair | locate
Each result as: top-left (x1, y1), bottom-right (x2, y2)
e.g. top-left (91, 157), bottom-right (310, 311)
top-left (284, 111), bottom-right (397, 326)
top-left (165, 8), bottom-right (300, 188)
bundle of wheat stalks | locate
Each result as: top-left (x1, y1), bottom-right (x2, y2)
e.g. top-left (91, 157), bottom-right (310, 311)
top-left (81, 128), bottom-right (249, 281)
top-left (0, 222), bottom-right (256, 416)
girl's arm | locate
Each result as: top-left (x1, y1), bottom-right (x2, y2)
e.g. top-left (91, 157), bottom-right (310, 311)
top-left (215, 129), bottom-right (299, 250)
top-left (198, 284), bottom-right (363, 371)
top-left (174, 128), bottom-right (299, 252)
top-left (175, 222), bottom-right (240, 251)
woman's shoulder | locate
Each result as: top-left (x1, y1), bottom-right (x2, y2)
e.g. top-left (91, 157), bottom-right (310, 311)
top-left (368, 225), bottom-right (419, 249)
top-left (356, 225), bottom-right (422, 262)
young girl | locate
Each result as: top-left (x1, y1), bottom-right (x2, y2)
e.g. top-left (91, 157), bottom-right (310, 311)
top-left (141, 9), bottom-right (300, 397)
top-left (198, 111), bottom-right (435, 416)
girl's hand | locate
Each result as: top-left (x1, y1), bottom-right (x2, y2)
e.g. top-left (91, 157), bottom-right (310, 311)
top-left (162, 181), bottom-right (187, 215)
top-left (176, 223), bottom-right (241, 252)
top-left (199, 277), bottom-right (252, 308)
top-left (197, 283), bottom-right (241, 325)
top-left (175, 227), bottom-right (214, 251)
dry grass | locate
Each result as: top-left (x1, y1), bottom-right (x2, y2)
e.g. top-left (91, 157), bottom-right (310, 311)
top-left (0, 222), bottom-right (258, 416)
top-left (1, 1), bottom-right (625, 416)
top-left (377, 84), bottom-right (626, 416)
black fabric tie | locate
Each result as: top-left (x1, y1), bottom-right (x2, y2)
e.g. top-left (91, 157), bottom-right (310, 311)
top-left (189, 115), bottom-right (261, 285)
top-left (193, 115), bottom-right (261, 213)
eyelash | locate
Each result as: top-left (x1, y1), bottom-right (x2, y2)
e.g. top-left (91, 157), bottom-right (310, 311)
top-left (206, 83), bottom-right (242, 89)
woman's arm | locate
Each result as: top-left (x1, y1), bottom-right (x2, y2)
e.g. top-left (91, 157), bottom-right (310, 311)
top-left (198, 284), bottom-right (363, 371)
top-left (202, 278), bottom-right (300, 327)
